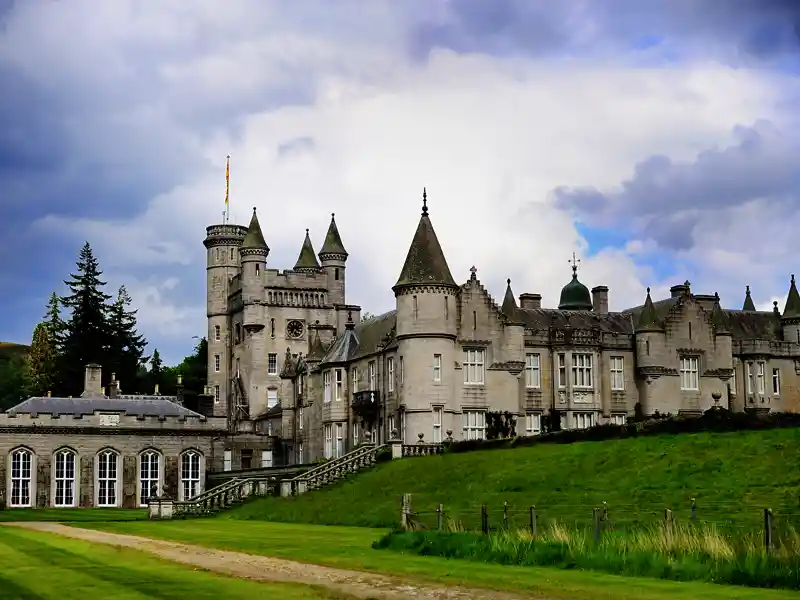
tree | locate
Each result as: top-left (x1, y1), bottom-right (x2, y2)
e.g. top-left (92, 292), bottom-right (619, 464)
top-left (107, 285), bottom-right (147, 392)
top-left (176, 338), bottom-right (207, 395)
top-left (42, 292), bottom-right (66, 351)
top-left (28, 323), bottom-right (57, 396)
top-left (59, 242), bottom-right (112, 396)
top-left (0, 356), bottom-right (32, 410)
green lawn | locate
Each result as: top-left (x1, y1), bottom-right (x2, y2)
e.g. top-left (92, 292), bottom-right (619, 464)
top-left (0, 525), bottom-right (356, 599)
top-left (80, 520), bottom-right (800, 600)
top-left (227, 428), bottom-right (800, 530)
top-left (0, 508), bottom-right (147, 522)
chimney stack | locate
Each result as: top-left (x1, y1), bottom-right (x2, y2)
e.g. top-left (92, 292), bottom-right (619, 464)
top-left (591, 286), bottom-right (609, 314)
top-left (176, 374), bottom-right (184, 406)
top-left (108, 373), bottom-right (119, 399)
top-left (81, 363), bottom-right (103, 397)
top-left (519, 293), bottom-right (542, 310)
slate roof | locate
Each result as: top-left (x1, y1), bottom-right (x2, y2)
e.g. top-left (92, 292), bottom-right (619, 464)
top-left (321, 310), bottom-right (397, 364)
top-left (518, 308), bottom-right (635, 333)
top-left (6, 395), bottom-right (203, 418)
top-left (318, 213), bottom-right (348, 258)
top-left (783, 275), bottom-right (800, 319)
top-left (393, 192), bottom-right (457, 290)
top-left (241, 208), bottom-right (269, 250)
top-left (294, 229), bottom-right (321, 271)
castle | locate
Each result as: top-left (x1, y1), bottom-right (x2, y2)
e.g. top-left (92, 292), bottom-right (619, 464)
top-left (205, 190), bottom-right (800, 468)
top-left (1, 189), bottom-right (799, 509)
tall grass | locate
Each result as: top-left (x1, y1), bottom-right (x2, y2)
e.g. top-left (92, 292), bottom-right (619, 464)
top-left (374, 521), bottom-right (800, 590)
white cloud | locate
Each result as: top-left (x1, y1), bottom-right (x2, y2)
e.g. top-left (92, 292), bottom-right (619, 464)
top-left (24, 10), bottom-right (795, 340)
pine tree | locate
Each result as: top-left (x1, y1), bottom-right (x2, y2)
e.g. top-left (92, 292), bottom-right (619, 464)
top-left (59, 242), bottom-right (112, 396)
top-left (28, 323), bottom-right (57, 396)
top-left (42, 292), bottom-right (66, 351)
top-left (107, 285), bottom-right (147, 393)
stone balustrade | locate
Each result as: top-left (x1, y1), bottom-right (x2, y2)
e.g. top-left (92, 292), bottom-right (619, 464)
top-left (151, 475), bottom-right (277, 519)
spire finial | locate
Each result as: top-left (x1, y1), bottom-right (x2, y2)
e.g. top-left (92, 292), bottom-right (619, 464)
top-left (331, 212), bottom-right (335, 219)
top-left (714, 291), bottom-right (720, 302)
top-left (746, 285), bottom-right (751, 294)
top-left (646, 286), bottom-right (651, 294)
top-left (507, 278), bottom-right (511, 286)
top-left (569, 252), bottom-right (580, 276)
top-left (347, 309), bottom-right (353, 323)
top-left (792, 274), bottom-right (796, 285)
top-left (305, 228), bottom-right (309, 234)
top-left (422, 187), bottom-right (428, 216)
top-left (252, 206), bottom-right (256, 213)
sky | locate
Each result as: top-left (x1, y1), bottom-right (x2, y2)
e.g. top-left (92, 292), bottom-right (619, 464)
top-left (2, 0), bottom-right (800, 365)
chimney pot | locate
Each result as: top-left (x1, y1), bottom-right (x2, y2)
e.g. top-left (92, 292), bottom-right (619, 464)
top-left (519, 293), bottom-right (542, 310)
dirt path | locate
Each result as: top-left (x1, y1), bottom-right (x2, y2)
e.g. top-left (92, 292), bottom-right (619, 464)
top-left (3, 522), bottom-right (535, 600)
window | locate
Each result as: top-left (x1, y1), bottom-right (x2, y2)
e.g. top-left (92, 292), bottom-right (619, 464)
top-left (772, 368), bottom-right (781, 395)
top-left (223, 450), bottom-right (232, 472)
top-left (324, 424), bottom-right (333, 459)
top-left (261, 450), bottom-right (273, 468)
top-left (268, 353), bottom-right (278, 375)
top-left (388, 415), bottom-right (396, 438)
top-left (445, 296), bottom-right (449, 320)
top-left (234, 323), bottom-right (241, 344)
top-left (388, 357), bottom-right (395, 392)
top-left (572, 353), bottom-right (593, 388)
top-left (401, 411), bottom-right (407, 443)
top-left (729, 368), bottom-right (736, 394)
top-left (573, 412), bottom-right (595, 430)
top-left (352, 367), bottom-right (358, 392)
top-left (463, 349), bottom-right (485, 385)
top-left (399, 356), bottom-right (404, 384)
top-left (433, 354), bottom-right (442, 382)
top-left (267, 421), bottom-right (273, 436)
top-left (433, 406), bottom-right (443, 443)
top-left (353, 421), bottom-right (360, 445)
top-left (298, 406), bottom-right (304, 430)
top-left (368, 361), bottom-right (376, 389)
top-left (97, 450), bottom-right (118, 507)
top-left (267, 389), bottom-right (278, 408)
top-left (525, 354), bottom-right (541, 388)
top-left (323, 371), bottom-right (332, 403)
top-left (334, 267), bottom-right (339, 281)
top-left (557, 353), bottom-right (566, 388)
top-left (230, 247), bottom-right (235, 261)
top-left (214, 385), bottom-right (220, 404)
top-left (679, 357), bottom-right (699, 391)
top-left (10, 449), bottom-right (32, 508)
top-left (335, 369), bottom-right (343, 401)
top-left (462, 410), bottom-right (485, 440)
top-left (53, 449), bottom-right (76, 507)
top-left (335, 423), bottom-right (344, 458)
top-left (525, 413), bottom-right (542, 435)
top-left (181, 451), bottom-right (201, 500)
top-left (214, 325), bottom-right (221, 341)
top-left (609, 414), bottom-right (626, 426)
top-left (139, 451), bottom-right (160, 506)
top-left (413, 295), bottom-right (418, 318)
top-left (756, 361), bottom-right (765, 394)
top-left (298, 443), bottom-right (304, 463)
top-left (214, 354), bottom-right (220, 373)
top-left (298, 374), bottom-right (304, 396)
top-left (746, 362), bottom-right (753, 394)
top-left (235, 357), bottom-right (240, 377)
top-left (610, 356), bottom-right (624, 391)
top-left (255, 263), bottom-right (260, 276)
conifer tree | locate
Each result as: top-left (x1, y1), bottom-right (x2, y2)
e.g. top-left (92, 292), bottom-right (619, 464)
top-left (107, 285), bottom-right (147, 393)
top-left (42, 292), bottom-right (66, 351)
top-left (28, 323), bottom-right (57, 396)
top-left (59, 242), bottom-right (112, 396)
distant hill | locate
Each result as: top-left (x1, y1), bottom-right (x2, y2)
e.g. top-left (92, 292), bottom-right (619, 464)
top-left (0, 342), bottom-right (30, 362)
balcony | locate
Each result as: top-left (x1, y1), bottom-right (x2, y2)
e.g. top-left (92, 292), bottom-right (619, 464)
top-left (352, 390), bottom-right (381, 423)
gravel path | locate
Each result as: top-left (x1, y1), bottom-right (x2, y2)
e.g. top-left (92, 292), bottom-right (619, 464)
top-left (3, 522), bottom-right (535, 600)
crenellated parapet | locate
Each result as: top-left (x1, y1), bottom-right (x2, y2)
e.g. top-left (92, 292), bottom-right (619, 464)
top-left (0, 411), bottom-right (229, 431)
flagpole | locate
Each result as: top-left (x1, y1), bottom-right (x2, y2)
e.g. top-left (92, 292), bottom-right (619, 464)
top-left (224, 154), bottom-right (231, 224)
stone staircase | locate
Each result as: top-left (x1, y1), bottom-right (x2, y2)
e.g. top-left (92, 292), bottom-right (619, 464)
top-left (281, 442), bottom-right (389, 496)
top-left (166, 475), bottom-right (277, 518)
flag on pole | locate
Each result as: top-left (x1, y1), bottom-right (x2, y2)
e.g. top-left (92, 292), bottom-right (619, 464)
top-left (224, 155), bottom-right (230, 205)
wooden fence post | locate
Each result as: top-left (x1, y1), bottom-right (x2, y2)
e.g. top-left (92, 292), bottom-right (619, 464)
top-left (529, 505), bottom-right (536, 536)
top-left (401, 493), bottom-right (412, 530)
top-left (593, 508), bottom-right (601, 542)
top-left (602, 501), bottom-right (608, 522)
top-left (481, 504), bottom-right (488, 534)
top-left (764, 508), bottom-right (773, 552)
top-left (503, 501), bottom-right (509, 529)
top-left (691, 498), bottom-right (697, 523)
top-left (664, 508), bottom-right (673, 532)
top-left (437, 503), bottom-right (443, 531)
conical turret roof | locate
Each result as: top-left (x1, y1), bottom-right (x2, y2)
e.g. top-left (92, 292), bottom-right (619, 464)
top-left (318, 213), bottom-right (348, 259)
top-left (501, 278), bottom-right (524, 324)
top-left (635, 288), bottom-right (663, 332)
top-left (393, 189), bottom-right (457, 291)
top-left (241, 207), bottom-right (269, 251)
top-left (783, 274), bottom-right (800, 319)
top-left (294, 229), bottom-right (321, 271)
top-left (742, 285), bottom-right (756, 311)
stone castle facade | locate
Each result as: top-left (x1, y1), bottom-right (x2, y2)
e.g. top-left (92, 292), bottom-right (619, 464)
top-left (206, 191), bottom-right (800, 467)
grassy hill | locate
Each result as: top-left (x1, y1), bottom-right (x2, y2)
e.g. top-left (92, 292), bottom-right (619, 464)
top-left (0, 342), bottom-right (29, 362)
top-left (228, 428), bottom-right (800, 530)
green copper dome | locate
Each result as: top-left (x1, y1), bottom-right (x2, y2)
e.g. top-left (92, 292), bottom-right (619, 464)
top-left (558, 266), bottom-right (593, 311)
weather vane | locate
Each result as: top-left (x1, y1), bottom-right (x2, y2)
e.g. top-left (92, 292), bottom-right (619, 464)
top-left (569, 252), bottom-right (581, 274)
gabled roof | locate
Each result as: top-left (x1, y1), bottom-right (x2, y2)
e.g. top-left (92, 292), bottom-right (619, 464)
top-left (6, 396), bottom-right (202, 418)
top-left (241, 207), bottom-right (269, 251)
top-left (393, 190), bottom-right (457, 290)
top-left (318, 213), bottom-right (348, 258)
top-left (294, 229), bottom-right (321, 271)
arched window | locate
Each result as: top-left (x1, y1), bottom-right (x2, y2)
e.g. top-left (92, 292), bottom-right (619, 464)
top-left (181, 451), bottom-right (202, 500)
top-left (139, 450), bottom-right (161, 506)
top-left (10, 448), bottom-right (32, 508)
top-left (97, 449), bottom-right (119, 507)
top-left (53, 449), bottom-right (76, 507)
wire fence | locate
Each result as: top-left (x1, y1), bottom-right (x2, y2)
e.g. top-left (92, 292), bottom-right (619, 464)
top-left (402, 496), bottom-right (800, 549)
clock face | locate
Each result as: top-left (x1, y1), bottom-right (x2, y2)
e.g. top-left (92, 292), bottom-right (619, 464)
top-left (286, 320), bottom-right (304, 339)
